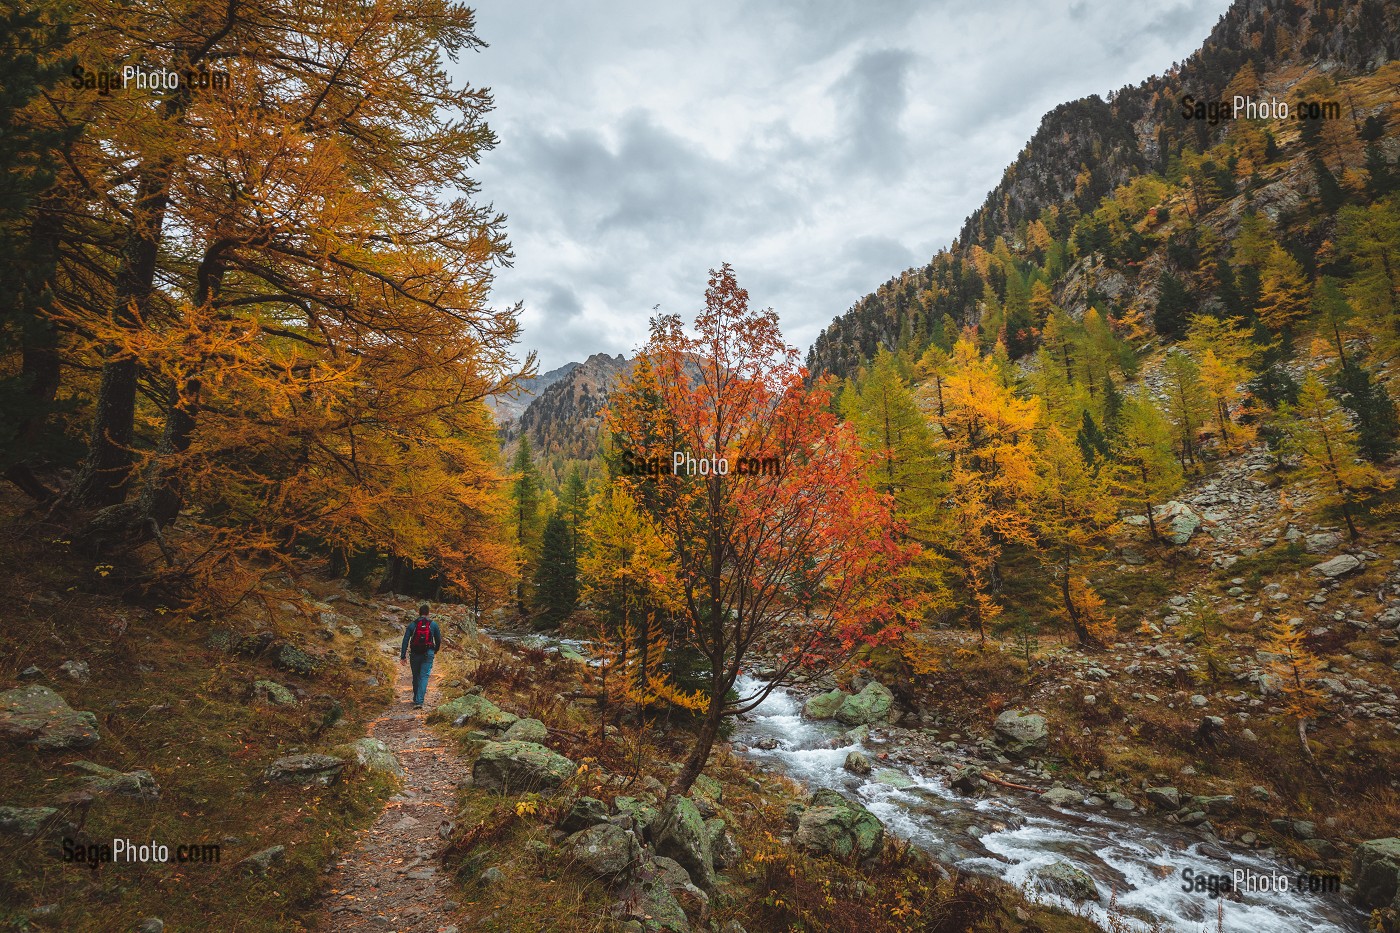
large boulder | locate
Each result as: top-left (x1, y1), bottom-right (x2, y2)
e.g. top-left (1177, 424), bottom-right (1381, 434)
top-left (707, 818), bottom-right (742, 870)
top-left (429, 694), bottom-right (517, 731)
top-left (652, 795), bottom-right (714, 891)
top-left (501, 718), bottom-right (548, 743)
top-left (803, 689), bottom-right (847, 720)
top-left (68, 761), bottom-right (160, 800)
top-left (0, 685), bottom-right (100, 751)
top-left (1352, 838), bottom-right (1400, 910)
top-left (793, 788), bottom-right (884, 861)
top-left (1159, 500), bottom-right (1202, 545)
top-left (558, 796), bottom-right (609, 833)
top-left (565, 823), bottom-right (643, 880)
top-left (263, 753), bottom-right (345, 786)
top-left (834, 682), bottom-right (894, 726)
top-left (334, 737), bottom-right (403, 779)
top-left (615, 860), bottom-right (693, 932)
top-left (1032, 861), bottom-right (1099, 902)
top-left (472, 741), bottom-right (574, 792)
top-left (614, 796), bottom-right (659, 834)
top-left (993, 709), bottom-right (1049, 759)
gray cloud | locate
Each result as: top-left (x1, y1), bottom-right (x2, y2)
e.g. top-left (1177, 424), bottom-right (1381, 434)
top-left (462, 0), bottom-right (1232, 371)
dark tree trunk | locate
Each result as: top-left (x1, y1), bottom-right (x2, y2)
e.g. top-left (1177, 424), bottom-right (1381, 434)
top-left (70, 170), bottom-right (174, 508)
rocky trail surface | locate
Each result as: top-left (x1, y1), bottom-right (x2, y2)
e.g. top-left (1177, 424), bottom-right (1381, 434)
top-left (317, 640), bottom-right (467, 933)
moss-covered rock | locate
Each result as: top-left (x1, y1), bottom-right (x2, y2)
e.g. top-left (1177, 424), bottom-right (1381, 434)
top-left (252, 680), bottom-right (296, 706)
top-left (564, 822), bottom-right (642, 880)
top-left (803, 689), bottom-right (847, 720)
top-left (652, 795), bottom-right (714, 890)
top-left (472, 741), bottom-right (574, 793)
top-left (834, 681), bottom-right (894, 725)
top-left (0, 685), bottom-right (100, 751)
top-left (1353, 838), bottom-right (1400, 910)
top-left (1032, 861), bottom-right (1099, 902)
top-left (501, 717), bottom-right (548, 743)
top-left (429, 693), bottom-right (517, 731)
top-left (793, 788), bottom-right (883, 861)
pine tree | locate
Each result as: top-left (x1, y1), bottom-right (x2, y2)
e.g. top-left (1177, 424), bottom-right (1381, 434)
top-left (1155, 272), bottom-right (1192, 339)
top-left (511, 437), bottom-right (544, 613)
top-left (1109, 394), bottom-right (1185, 544)
top-left (532, 513), bottom-right (578, 628)
top-left (1281, 374), bottom-right (1392, 541)
top-left (1256, 245), bottom-right (1310, 332)
top-left (1328, 360), bottom-right (1398, 463)
top-left (1262, 619), bottom-right (1325, 763)
top-left (1161, 350), bottom-right (1210, 471)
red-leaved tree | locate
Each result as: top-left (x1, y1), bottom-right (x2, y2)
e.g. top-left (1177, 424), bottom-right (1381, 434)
top-left (607, 264), bottom-right (916, 796)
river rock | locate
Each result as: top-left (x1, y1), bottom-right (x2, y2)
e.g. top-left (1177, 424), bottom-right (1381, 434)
top-left (1041, 787), bottom-right (1080, 807)
top-left (252, 680), bottom-right (296, 706)
top-left (264, 753), bottom-right (345, 786)
top-left (559, 796), bottom-right (610, 833)
top-left (843, 750), bottom-right (872, 775)
top-left (803, 689), bottom-right (847, 720)
top-left (565, 822), bottom-right (642, 880)
top-left (1352, 838), bottom-right (1400, 910)
top-left (993, 709), bottom-right (1049, 759)
top-left (1190, 794), bottom-right (1236, 817)
top-left (431, 694), bottom-right (518, 731)
top-left (652, 796), bottom-right (714, 890)
top-left (501, 718), bottom-right (548, 743)
top-left (1032, 861), bottom-right (1099, 902)
top-left (834, 682), bottom-right (894, 726)
top-left (1145, 786), bottom-right (1180, 809)
top-left (473, 741), bottom-right (574, 792)
top-left (794, 788), bottom-right (884, 860)
top-left (335, 737), bottom-right (403, 778)
top-left (1311, 554), bottom-right (1362, 578)
top-left (68, 761), bottom-right (160, 800)
top-left (0, 685), bottom-right (100, 751)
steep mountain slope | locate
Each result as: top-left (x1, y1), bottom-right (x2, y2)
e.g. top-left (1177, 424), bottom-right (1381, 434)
top-left (486, 360), bottom-right (581, 423)
top-left (807, 0), bottom-right (1400, 380)
top-left (499, 352), bottom-right (634, 484)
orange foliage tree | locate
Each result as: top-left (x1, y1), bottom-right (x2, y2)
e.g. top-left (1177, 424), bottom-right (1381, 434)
top-left (607, 265), bottom-right (915, 796)
top-left (44, 0), bottom-right (526, 605)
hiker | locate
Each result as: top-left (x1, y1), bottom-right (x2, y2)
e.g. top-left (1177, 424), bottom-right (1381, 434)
top-left (399, 603), bottom-right (442, 709)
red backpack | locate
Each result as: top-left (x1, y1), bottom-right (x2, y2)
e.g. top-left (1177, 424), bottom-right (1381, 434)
top-left (410, 617), bottom-right (433, 652)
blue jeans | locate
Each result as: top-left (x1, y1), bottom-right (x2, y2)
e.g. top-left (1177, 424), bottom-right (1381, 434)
top-left (409, 649), bottom-right (435, 705)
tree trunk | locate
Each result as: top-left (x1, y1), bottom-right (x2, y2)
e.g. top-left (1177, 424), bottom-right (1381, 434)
top-left (70, 170), bottom-right (174, 508)
top-left (669, 697), bottom-right (725, 798)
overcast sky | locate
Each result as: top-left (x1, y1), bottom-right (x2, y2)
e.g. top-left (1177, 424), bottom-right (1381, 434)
top-left (457, 0), bottom-right (1233, 372)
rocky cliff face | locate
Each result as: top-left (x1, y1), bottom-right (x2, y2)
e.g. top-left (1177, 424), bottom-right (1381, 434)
top-left (486, 361), bottom-right (581, 424)
top-left (806, 0), bottom-right (1400, 381)
top-left (499, 353), bottom-right (634, 472)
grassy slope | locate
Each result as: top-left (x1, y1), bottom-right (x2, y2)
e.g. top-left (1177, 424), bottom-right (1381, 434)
top-left (0, 490), bottom-right (398, 931)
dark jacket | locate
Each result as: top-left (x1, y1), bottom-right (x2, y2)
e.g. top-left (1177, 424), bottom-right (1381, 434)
top-left (401, 617), bottom-right (442, 659)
